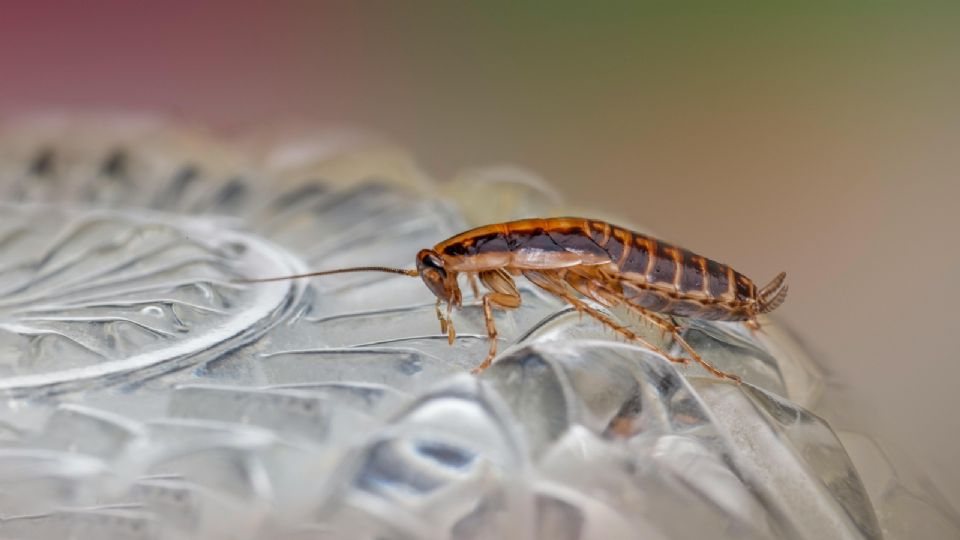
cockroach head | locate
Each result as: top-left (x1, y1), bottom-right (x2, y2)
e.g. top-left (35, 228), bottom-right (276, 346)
top-left (416, 249), bottom-right (458, 303)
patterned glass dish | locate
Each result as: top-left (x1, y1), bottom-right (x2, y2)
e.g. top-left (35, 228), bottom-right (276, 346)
top-left (0, 116), bottom-right (956, 540)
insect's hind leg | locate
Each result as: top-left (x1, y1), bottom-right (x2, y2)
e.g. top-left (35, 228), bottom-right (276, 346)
top-left (565, 271), bottom-right (740, 383)
top-left (523, 271), bottom-right (684, 365)
top-left (625, 304), bottom-right (742, 384)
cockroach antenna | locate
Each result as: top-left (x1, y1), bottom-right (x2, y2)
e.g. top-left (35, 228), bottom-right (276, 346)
top-left (235, 266), bottom-right (418, 283)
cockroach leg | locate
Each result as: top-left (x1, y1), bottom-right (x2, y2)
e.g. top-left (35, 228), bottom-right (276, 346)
top-left (617, 302), bottom-right (740, 382)
top-left (445, 301), bottom-right (456, 344)
top-left (567, 273), bottom-right (686, 359)
top-left (666, 315), bottom-right (683, 340)
top-left (670, 329), bottom-right (742, 383)
top-left (436, 298), bottom-right (448, 335)
top-left (471, 290), bottom-right (521, 374)
top-left (631, 311), bottom-right (741, 383)
top-left (523, 271), bottom-right (679, 362)
top-left (744, 317), bottom-right (771, 341)
top-left (436, 298), bottom-right (456, 343)
top-left (474, 295), bottom-right (499, 374)
top-left (467, 273), bottom-right (481, 299)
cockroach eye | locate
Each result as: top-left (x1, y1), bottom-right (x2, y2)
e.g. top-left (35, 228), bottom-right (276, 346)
top-left (417, 250), bottom-right (447, 279)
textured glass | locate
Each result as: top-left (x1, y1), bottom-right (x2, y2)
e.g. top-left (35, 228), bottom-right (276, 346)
top-left (0, 117), bottom-right (956, 539)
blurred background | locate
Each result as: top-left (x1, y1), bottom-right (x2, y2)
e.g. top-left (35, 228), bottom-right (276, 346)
top-left (2, 1), bottom-right (958, 508)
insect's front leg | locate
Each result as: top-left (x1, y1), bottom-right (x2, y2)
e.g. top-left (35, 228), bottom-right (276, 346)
top-left (470, 269), bottom-right (522, 375)
top-left (436, 298), bottom-right (447, 334)
top-left (471, 290), bottom-right (521, 375)
top-left (436, 298), bottom-right (456, 344)
top-left (437, 298), bottom-right (457, 345)
top-left (445, 301), bottom-right (457, 343)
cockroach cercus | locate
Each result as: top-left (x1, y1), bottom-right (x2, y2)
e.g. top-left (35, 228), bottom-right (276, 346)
top-left (239, 218), bottom-right (788, 383)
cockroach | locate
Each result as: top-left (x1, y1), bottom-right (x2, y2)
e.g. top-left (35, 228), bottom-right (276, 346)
top-left (240, 218), bottom-right (788, 383)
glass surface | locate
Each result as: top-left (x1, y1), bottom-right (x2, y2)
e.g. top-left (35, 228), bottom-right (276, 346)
top-left (0, 118), bottom-right (956, 539)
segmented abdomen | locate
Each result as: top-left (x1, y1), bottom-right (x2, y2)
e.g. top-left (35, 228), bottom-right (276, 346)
top-left (585, 220), bottom-right (756, 320)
